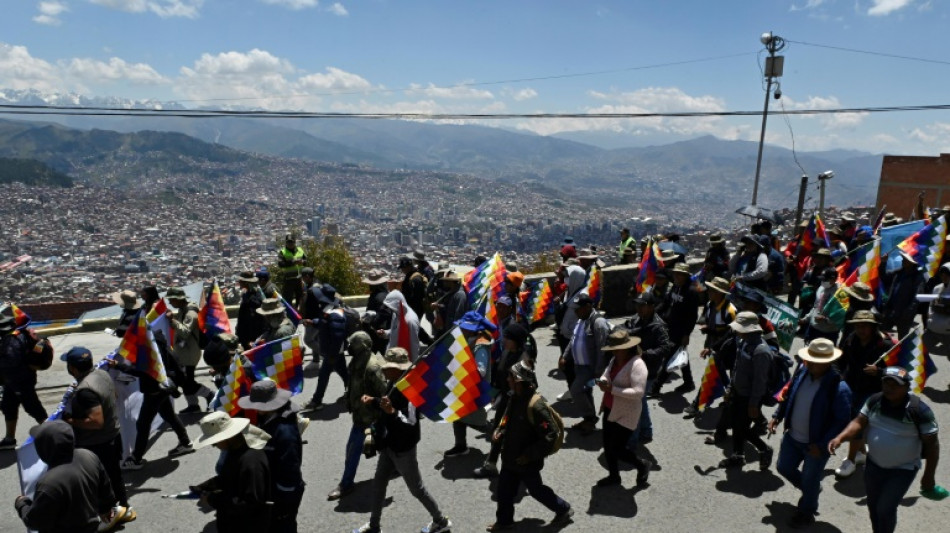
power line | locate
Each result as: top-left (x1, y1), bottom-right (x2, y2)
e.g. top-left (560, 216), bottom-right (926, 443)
top-left (786, 39), bottom-right (950, 67)
top-left (170, 52), bottom-right (756, 103)
top-left (1, 102), bottom-right (950, 119)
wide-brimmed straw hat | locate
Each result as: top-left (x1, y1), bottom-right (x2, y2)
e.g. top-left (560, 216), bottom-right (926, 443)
top-left (166, 287), bottom-right (187, 300)
top-left (798, 338), bottom-right (843, 363)
top-left (441, 270), bottom-right (462, 282)
top-left (672, 263), bottom-right (691, 275)
top-left (730, 311), bottom-right (763, 334)
top-left (846, 310), bottom-right (879, 325)
top-left (195, 412), bottom-right (251, 449)
top-left (237, 271), bottom-right (258, 283)
top-left (708, 233), bottom-right (725, 244)
top-left (844, 282), bottom-right (874, 303)
top-left (256, 298), bottom-right (286, 316)
top-left (382, 347), bottom-right (411, 371)
top-left (898, 250), bottom-right (918, 265)
top-left (706, 277), bottom-right (731, 295)
top-left (601, 329), bottom-right (641, 352)
top-left (361, 269), bottom-right (390, 286)
top-left (237, 378), bottom-right (292, 411)
top-left (111, 290), bottom-right (141, 310)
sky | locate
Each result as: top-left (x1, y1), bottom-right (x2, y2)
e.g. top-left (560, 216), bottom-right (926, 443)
top-left (1, 0), bottom-right (950, 155)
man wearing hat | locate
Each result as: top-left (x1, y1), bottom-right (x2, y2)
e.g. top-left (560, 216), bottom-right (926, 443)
top-left (800, 267), bottom-right (843, 345)
top-left (769, 339), bottom-right (852, 529)
top-left (619, 228), bottom-right (637, 263)
top-left (256, 268), bottom-right (279, 299)
top-left (829, 367), bottom-right (945, 532)
top-left (277, 235), bottom-right (307, 308)
top-left (399, 256), bottom-right (432, 344)
top-left (363, 269), bottom-right (393, 355)
top-left (719, 312), bottom-right (774, 470)
top-left (256, 298), bottom-right (296, 344)
top-left (730, 235), bottom-right (769, 292)
top-left (883, 250), bottom-right (926, 339)
top-left (556, 265), bottom-right (590, 402)
top-left (238, 379), bottom-right (304, 533)
top-left (305, 287), bottom-right (350, 412)
top-left (797, 247), bottom-right (834, 312)
top-left (488, 360), bottom-right (573, 531)
top-left (354, 347), bottom-right (452, 533)
top-left (14, 420), bottom-right (117, 533)
top-left (236, 270), bottom-right (266, 349)
top-left (832, 310), bottom-right (894, 478)
top-left (327, 332), bottom-right (387, 501)
top-left (60, 346), bottom-right (135, 529)
top-left (203, 333), bottom-right (240, 388)
top-left (431, 270), bottom-right (467, 339)
top-left (625, 291), bottom-right (674, 443)
top-left (194, 412), bottom-right (272, 533)
top-left (705, 234), bottom-right (731, 280)
top-left (300, 266), bottom-right (323, 362)
top-left (561, 293), bottom-right (611, 435)
top-left (654, 263), bottom-right (700, 394)
top-left (0, 315), bottom-right (48, 450)
top-left (111, 289), bottom-right (141, 338)
top-left (684, 277), bottom-right (737, 418)
top-left (166, 287), bottom-right (215, 414)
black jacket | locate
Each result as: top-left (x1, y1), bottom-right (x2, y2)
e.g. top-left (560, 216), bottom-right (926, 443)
top-left (236, 289), bottom-right (266, 347)
top-left (835, 331), bottom-right (894, 396)
top-left (206, 446), bottom-right (272, 533)
top-left (499, 392), bottom-right (559, 472)
top-left (623, 313), bottom-right (675, 379)
top-left (401, 271), bottom-right (428, 318)
top-left (664, 283), bottom-right (700, 345)
top-left (374, 388), bottom-right (420, 453)
top-left (260, 403), bottom-right (304, 495)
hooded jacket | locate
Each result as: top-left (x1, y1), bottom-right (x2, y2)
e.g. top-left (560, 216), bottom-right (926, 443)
top-left (383, 290), bottom-right (420, 361)
top-left (170, 302), bottom-right (202, 367)
top-left (346, 332), bottom-right (387, 426)
top-left (558, 265), bottom-right (588, 339)
top-left (16, 421), bottom-right (115, 533)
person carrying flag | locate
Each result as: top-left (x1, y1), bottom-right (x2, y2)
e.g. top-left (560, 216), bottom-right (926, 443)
top-left (236, 271), bottom-right (267, 349)
top-left (829, 367), bottom-right (946, 533)
top-left (378, 289), bottom-right (420, 362)
top-left (256, 298), bottom-right (296, 344)
top-left (883, 251), bottom-right (926, 340)
top-left (0, 315), bottom-right (48, 450)
top-left (166, 287), bottom-right (215, 415)
top-left (684, 277), bottom-right (737, 418)
top-left (444, 312), bottom-right (496, 458)
top-left (352, 347), bottom-right (452, 533)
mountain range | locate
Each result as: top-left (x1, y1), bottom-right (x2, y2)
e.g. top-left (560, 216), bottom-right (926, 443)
top-left (0, 88), bottom-right (884, 211)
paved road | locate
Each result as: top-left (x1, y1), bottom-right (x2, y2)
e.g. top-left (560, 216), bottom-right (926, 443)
top-left (2, 319), bottom-right (949, 533)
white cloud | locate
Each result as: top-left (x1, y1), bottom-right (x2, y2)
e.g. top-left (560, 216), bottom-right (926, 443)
top-left (64, 57), bottom-right (168, 84)
top-left (781, 94), bottom-right (869, 128)
top-left (407, 83), bottom-right (494, 100)
top-left (327, 2), bottom-right (348, 16)
top-left (297, 67), bottom-right (370, 91)
top-left (34, 1), bottom-right (68, 25)
top-left (0, 43), bottom-right (60, 91)
top-left (789, 0), bottom-right (826, 11)
top-left (507, 88), bottom-right (537, 101)
top-left (260, 0), bottom-right (318, 9)
top-left (88, 0), bottom-right (203, 18)
top-left (867, 0), bottom-right (914, 16)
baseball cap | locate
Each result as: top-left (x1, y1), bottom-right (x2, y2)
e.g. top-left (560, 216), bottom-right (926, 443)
top-left (882, 366), bottom-right (911, 386)
top-left (61, 346), bottom-right (93, 365)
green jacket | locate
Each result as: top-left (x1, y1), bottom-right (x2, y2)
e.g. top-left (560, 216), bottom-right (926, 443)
top-left (499, 392), bottom-right (559, 471)
top-left (345, 332), bottom-right (387, 426)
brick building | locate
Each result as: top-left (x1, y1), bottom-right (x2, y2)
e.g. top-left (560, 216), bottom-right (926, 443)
top-left (876, 153), bottom-right (950, 217)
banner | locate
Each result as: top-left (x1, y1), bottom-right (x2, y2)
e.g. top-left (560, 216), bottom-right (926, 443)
top-left (735, 282), bottom-right (800, 352)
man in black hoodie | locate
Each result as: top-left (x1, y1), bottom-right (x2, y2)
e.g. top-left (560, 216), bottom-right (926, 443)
top-left (15, 420), bottom-right (116, 533)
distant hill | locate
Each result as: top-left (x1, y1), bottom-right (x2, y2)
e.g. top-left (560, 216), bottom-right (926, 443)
top-left (0, 157), bottom-right (72, 187)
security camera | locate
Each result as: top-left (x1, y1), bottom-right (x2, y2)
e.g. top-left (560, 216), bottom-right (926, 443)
top-left (774, 87), bottom-right (782, 100)
top-left (761, 32), bottom-right (773, 45)
top-left (818, 170), bottom-right (835, 180)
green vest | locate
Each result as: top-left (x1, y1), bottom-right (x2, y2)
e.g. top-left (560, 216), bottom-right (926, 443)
top-left (279, 247), bottom-right (305, 277)
top-left (619, 236), bottom-right (636, 260)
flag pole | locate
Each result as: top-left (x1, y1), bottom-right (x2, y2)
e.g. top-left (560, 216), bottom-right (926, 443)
top-left (384, 325), bottom-right (462, 397)
top-left (873, 327), bottom-right (918, 366)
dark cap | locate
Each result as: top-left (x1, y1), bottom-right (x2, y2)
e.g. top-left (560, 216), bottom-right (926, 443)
top-left (301, 267), bottom-right (314, 276)
top-left (503, 323), bottom-right (529, 346)
top-left (633, 291), bottom-right (657, 306)
top-left (882, 366), bottom-right (911, 386)
top-left (61, 346), bottom-right (92, 365)
top-left (573, 293), bottom-right (595, 306)
top-left (398, 257), bottom-right (414, 268)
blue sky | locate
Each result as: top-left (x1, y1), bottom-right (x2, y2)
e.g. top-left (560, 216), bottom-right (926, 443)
top-left (1, 1), bottom-right (949, 154)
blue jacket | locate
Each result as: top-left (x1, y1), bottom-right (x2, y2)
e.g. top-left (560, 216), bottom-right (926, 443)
top-left (318, 308), bottom-right (348, 360)
top-left (773, 367), bottom-right (852, 451)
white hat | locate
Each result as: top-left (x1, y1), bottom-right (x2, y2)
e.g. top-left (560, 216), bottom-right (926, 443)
top-left (797, 338), bottom-right (843, 364)
top-left (194, 412), bottom-right (270, 450)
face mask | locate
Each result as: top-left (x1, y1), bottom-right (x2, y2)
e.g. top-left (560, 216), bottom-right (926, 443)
top-left (268, 317), bottom-right (283, 328)
top-left (821, 281), bottom-right (833, 289)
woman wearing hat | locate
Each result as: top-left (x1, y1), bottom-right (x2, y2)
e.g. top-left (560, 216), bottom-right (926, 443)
top-left (444, 312), bottom-right (497, 458)
top-left (194, 412), bottom-right (272, 533)
top-left (769, 339), bottom-right (852, 529)
top-left (833, 310), bottom-right (895, 478)
top-left (595, 330), bottom-right (652, 488)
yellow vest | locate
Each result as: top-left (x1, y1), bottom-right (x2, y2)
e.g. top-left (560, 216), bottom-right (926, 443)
top-left (279, 247), bottom-right (305, 277)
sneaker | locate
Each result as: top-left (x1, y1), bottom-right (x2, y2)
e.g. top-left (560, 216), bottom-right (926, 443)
top-left (473, 463), bottom-right (498, 478)
top-left (328, 484), bottom-right (354, 501)
top-left (719, 454), bottom-right (745, 468)
top-left (352, 523), bottom-right (381, 533)
top-left (759, 446), bottom-right (774, 471)
top-left (636, 460), bottom-right (653, 487)
top-left (556, 391), bottom-right (572, 402)
top-left (120, 457), bottom-right (146, 471)
top-left (596, 474), bottom-right (621, 487)
top-left (443, 445), bottom-right (469, 457)
top-left (304, 400), bottom-right (325, 412)
top-left (118, 506), bottom-right (137, 523)
top-left (421, 516), bottom-right (452, 533)
top-left (98, 505), bottom-right (126, 532)
top-left (168, 443), bottom-right (195, 457)
top-left (486, 523), bottom-right (514, 532)
top-left (854, 451), bottom-right (867, 465)
top-left (787, 511), bottom-right (816, 529)
top-left (674, 382), bottom-right (696, 393)
top-left (549, 506), bottom-right (574, 527)
top-left (835, 459), bottom-right (857, 478)
top-left (179, 405), bottom-right (202, 415)
top-left (0, 437), bottom-right (16, 450)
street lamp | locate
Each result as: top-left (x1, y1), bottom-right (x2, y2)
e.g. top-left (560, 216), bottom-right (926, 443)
top-left (736, 32), bottom-right (787, 224)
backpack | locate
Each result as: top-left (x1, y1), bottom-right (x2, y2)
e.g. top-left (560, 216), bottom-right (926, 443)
top-left (762, 347), bottom-right (793, 407)
top-left (341, 305), bottom-right (362, 338)
top-left (866, 392), bottom-right (927, 457)
top-left (525, 394), bottom-right (565, 457)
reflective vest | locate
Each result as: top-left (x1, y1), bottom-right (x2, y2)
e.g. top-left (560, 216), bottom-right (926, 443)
top-left (619, 236), bottom-right (636, 260)
top-left (279, 247), bottom-right (305, 277)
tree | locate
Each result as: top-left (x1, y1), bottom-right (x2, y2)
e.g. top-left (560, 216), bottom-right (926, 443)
top-left (523, 250), bottom-right (562, 275)
top-left (271, 230), bottom-right (364, 296)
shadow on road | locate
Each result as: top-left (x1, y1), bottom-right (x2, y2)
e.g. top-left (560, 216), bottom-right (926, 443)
top-left (586, 484), bottom-right (639, 518)
top-left (434, 449), bottom-right (487, 480)
top-left (762, 500), bottom-right (844, 532)
top-left (714, 467), bottom-right (785, 498)
top-left (922, 385), bottom-right (950, 405)
top-left (332, 479), bottom-right (390, 514)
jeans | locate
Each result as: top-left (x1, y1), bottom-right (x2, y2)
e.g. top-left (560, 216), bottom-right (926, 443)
top-left (630, 378), bottom-right (655, 445)
top-left (602, 411), bottom-right (645, 477)
top-left (495, 467), bottom-right (570, 526)
top-left (370, 447), bottom-right (443, 529)
top-left (311, 353), bottom-right (349, 404)
top-left (864, 459), bottom-right (918, 533)
top-left (341, 423), bottom-right (366, 489)
top-left (133, 393), bottom-right (190, 460)
top-left (81, 435), bottom-right (128, 507)
top-left (776, 433), bottom-right (831, 516)
top-left (568, 364), bottom-right (596, 421)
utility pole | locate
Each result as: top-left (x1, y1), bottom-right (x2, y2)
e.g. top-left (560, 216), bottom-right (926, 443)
top-left (793, 175), bottom-right (808, 229)
top-left (751, 31), bottom-right (786, 207)
top-left (818, 170), bottom-right (834, 220)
